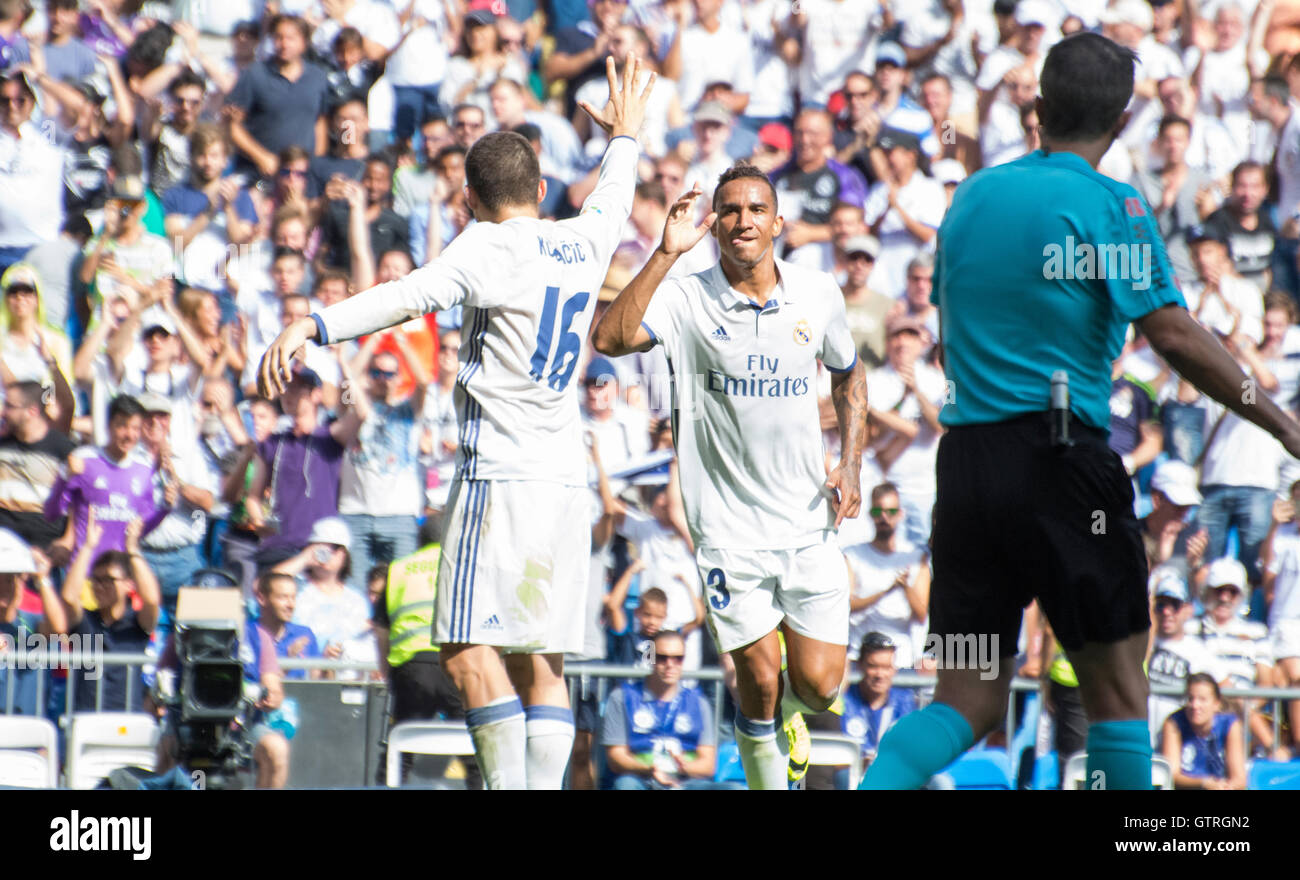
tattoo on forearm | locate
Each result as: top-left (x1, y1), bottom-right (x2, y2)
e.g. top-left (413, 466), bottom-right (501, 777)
top-left (832, 362), bottom-right (868, 466)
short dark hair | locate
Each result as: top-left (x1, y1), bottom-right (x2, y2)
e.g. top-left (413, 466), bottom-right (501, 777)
top-left (333, 25), bottom-right (364, 50)
top-left (636, 180), bottom-right (667, 208)
top-left (1157, 114), bottom-right (1191, 137)
top-left (168, 68), bottom-right (206, 96)
top-left (870, 481), bottom-right (900, 504)
top-left (712, 161), bottom-right (778, 212)
top-left (6, 380), bottom-right (43, 410)
top-left (257, 570), bottom-right (297, 595)
top-left (1038, 32), bottom-right (1135, 141)
top-left (272, 246), bottom-right (305, 264)
top-left (1231, 159), bottom-right (1269, 187)
top-left (312, 268), bottom-right (350, 294)
top-left (434, 144), bottom-right (467, 166)
top-left (640, 587), bottom-right (668, 608)
top-left (366, 563), bottom-right (389, 585)
top-left (920, 71), bottom-right (951, 90)
top-left (464, 131), bottom-right (540, 212)
top-left (652, 629), bottom-right (684, 651)
top-left (269, 13), bottom-right (311, 42)
top-left (92, 550), bottom-right (133, 578)
top-left (278, 144), bottom-right (311, 167)
top-left (108, 394), bottom-right (145, 423)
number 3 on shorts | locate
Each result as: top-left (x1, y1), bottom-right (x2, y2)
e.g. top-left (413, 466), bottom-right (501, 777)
top-left (707, 568), bottom-right (730, 610)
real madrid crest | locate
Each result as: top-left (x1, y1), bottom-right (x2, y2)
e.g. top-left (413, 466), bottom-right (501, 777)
top-left (793, 319), bottom-right (811, 346)
top-left (673, 712), bottom-right (693, 735)
top-left (633, 707), bottom-right (655, 732)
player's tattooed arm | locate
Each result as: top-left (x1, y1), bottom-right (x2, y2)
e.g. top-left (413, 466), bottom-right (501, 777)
top-left (827, 360), bottom-right (867, 529)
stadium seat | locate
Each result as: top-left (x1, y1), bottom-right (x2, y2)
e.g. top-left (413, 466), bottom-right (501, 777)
top-left (0, 716), bottom-right (58, 788)
top-left (807, 732), bottom-right (864, 789)
top-left (713, 740), bottom-right (746, 785)
top-left (385, 720), bottom-right (475, 788)
top-left (1247, 760), bottom-right (1300, 790)
top-left (939, 748), bottom-right (1014, 790)
top-left (1031, 751), bottom-right (1060, 790)
top-left (1062, 752), bottom-right (1173, 790)
top-left (65, 712), bottom-right (159, 790)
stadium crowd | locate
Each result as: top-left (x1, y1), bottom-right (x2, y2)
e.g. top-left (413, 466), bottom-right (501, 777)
top-left (0, 0), bottom-right (1299, 789)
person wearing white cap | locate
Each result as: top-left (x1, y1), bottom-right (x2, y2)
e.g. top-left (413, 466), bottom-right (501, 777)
top-left (1140, 459), bottom-right (1209, 575)
top-left (1189, 555), bottom-right (1284, 755)
top-left (1148, 567), bottom-right (1231, 741)
top-left (273, 516), bottom-right (376, 670)
top-left (930, 157), bottom-right (967, 208)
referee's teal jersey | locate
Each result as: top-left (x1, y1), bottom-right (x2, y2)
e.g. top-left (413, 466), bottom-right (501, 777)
top-left (932, 149), bottom-right (1186, 430)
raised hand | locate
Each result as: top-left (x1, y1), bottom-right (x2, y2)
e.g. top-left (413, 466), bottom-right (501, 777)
top-left (576, 53), bottom-right (656, 141)
top-left (84, 506), bottom-right (104, 550)
top-left (658, 182), bottom-right (717, 256)
top-left (259, 318), bottom-right (315, 398)
top-left (124, 515), bottom-right (143, 554)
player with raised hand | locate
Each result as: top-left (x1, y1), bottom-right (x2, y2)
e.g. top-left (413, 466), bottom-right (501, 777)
top-left (258, 55), bottom-right (656, 790)
top-left (593, 162), bottom-right (868, 790)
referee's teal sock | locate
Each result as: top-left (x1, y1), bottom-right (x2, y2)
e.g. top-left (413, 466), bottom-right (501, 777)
top-left (1084, 720), bottom-right (1152, 790)
top-left (858, 702), bottom-right (974, 790)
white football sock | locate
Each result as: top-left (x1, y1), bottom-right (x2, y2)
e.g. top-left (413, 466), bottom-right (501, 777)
top-left (735, 711), bottom-right (788, 791)
top-left (465, 696), bottom-right (528, 790)
top-left (524, 704), bottom-right (575, 790)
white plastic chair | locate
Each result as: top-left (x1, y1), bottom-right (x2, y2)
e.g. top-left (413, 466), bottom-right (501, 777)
top-left (65, 713), bottom-right (159, 790)
top-left (385, 720), bottom-right (476, 788)
top-left (0, 716), bottom-right (58, 788)
top-left (1064, 752), bottom-right (1173, 790)
top-left (808, 732), bottom-right (865, 789)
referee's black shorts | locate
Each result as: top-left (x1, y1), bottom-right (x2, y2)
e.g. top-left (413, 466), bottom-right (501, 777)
top-left (929, 412), bottom-right (1150, 656)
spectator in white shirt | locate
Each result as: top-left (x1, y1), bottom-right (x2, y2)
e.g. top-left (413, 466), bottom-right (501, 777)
top-left (386, 0), bottom-right (459, 144)
top-left (668, 0), bottom-right (754, 115)
top-left (843, 482), bottom-right (930, 668)
top-left (581, 355), bottom-right (649, 474)
top-left (0, 71), bottom-right (63, 271)
top-left (865, 314), bottom-right (946, 549)
top-left (863, 129), bottom-right (945, 298)
top-left (1148, 570), bottom-right (1232, 741)
top-left (793, 0), bottom-right (876, 109)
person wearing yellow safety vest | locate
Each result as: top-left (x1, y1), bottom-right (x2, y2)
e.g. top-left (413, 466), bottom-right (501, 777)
top-left (372, 519), bottom-right (480, 788)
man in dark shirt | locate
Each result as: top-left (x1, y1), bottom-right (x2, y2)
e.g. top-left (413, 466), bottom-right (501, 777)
top-left (227, 14), bottom-right (331, 178)
top-left (1205, 161), bottom-right (1277, 290)
top-left (772, 109), bottom-right (868, 257)
top-left (317, 154), bottom-right (410, 271)
top-left (236, 365), bottom-right (361, 571)
top-left (0, 380), bottom-right (75, 549)
top-left (56, 511), bottom-right (160, 712)
top-left (307, 94), bottom-right (370, 199)
top-left (1107, 369), bottom-right (1162, 478)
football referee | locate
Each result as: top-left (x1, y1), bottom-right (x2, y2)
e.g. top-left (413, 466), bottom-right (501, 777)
top-left (860, 33), bottom-right (1300, 790)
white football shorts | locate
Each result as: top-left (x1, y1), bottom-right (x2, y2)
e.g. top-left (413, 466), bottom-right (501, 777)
top-left (435, 478), bottom-right (591, 654)
top-left (696, 536), bottom-right (850, 654)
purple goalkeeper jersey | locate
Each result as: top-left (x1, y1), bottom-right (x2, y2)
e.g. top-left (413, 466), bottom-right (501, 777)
top-left (44, 445), bottom-right (167, 559)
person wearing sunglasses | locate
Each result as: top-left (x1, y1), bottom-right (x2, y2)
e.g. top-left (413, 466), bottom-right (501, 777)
top-left (149, 69), bottom-right (208, 196)
top-left (843, 482), bottom-right (929, 670)
top-left (1148, 569), bottom-right (1232, 744)
top-left (601, 630), bottom-right (742, 789)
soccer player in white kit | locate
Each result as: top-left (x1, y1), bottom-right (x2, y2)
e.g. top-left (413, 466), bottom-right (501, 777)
top-left (593, 163), bottom-right (869, 789)
top-left (259, 58), bottom-right (656, 790)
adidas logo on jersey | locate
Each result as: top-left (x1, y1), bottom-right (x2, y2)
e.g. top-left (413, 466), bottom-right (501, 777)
top-left (481, 614), bottom-right (503, 631)
top-left (711, 325), bottom-right (731, 343)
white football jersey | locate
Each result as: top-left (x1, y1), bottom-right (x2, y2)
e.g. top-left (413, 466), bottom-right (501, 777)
top-left (641, 258), bottom-right (857, 550)
top-left (314, 137), bottom-right (639, 487)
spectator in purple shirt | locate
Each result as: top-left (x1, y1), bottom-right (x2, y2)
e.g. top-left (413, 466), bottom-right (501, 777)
top-left (45, 394), bottom-right (170, 568)
top-left (234, 364), bottom-right (362, 571)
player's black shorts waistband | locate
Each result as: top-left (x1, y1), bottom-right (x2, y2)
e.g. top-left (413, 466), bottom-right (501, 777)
top-left (943, 410), bottom-right (1108, 444)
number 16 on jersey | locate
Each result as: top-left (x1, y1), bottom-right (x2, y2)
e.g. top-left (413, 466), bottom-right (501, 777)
top-left (528, 285), bottom-right (590, 391)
